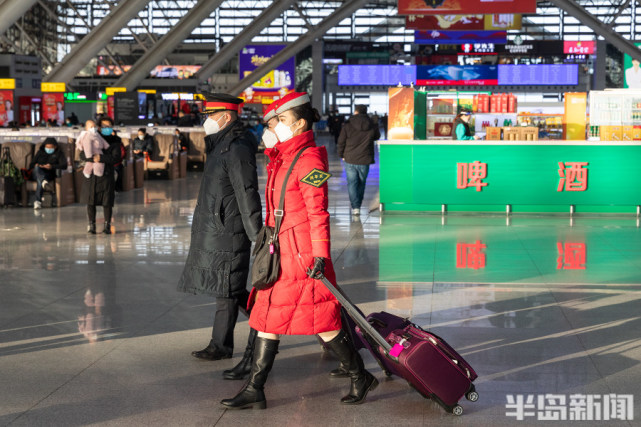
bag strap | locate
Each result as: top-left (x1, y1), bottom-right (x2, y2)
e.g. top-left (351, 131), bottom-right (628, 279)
top-left (273, 146), bottom-right (309, 237)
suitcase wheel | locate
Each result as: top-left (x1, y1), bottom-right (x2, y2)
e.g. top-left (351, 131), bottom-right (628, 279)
top-left (383, 369), bottom-right (392, 377)
top-left (466, 391), bottom-right (479, 402)
top-left (452, 405), bottom-right (463, 416)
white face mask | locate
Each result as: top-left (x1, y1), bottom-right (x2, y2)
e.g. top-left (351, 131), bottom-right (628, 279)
top-left (90, 127), bottom-right (97, 134)
top-left (138, 135), bottom-right (144, 140)
top-left (203, 115), bottom-right (226, 136)
top-left (274, 121), bottom-right (296, 142)
top-left (262, 129), bottom-right (279, 148)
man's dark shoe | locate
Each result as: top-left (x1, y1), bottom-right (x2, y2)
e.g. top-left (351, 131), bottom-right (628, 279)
top-left (191, 346), bottom-right (232, 361)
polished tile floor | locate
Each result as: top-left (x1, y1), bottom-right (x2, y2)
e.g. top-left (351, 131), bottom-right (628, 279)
top-left (0, 138), bottom-right (640, 426)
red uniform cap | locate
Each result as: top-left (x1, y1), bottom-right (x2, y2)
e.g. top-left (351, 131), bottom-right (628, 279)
top-left (275, 92), bottom-right (311, 114)
top-left (263, 100), bottom-right (280, 122)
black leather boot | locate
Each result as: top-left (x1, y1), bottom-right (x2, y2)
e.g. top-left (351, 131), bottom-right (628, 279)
top-left (103, 222), bottom-right (112, 234)
top-left (220, 336), bottom-right (279, 410)
top-left (325, 329), bottom-right (378, 404)
top-left (87, 222), bottom-right (96, 234)
top-left (223, 328), bottom-right (257, 380)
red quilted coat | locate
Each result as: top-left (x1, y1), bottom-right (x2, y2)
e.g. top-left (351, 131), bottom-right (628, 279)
top-left (248, 130), bottom-right (341, 335)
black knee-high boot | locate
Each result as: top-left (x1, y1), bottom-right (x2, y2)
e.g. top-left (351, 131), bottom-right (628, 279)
top-left (223, 328), bottom-right (257, 380)
top-left (325, 329), bottom-right (378, 404)
top-left (220, 336), bottom-right (279, 410)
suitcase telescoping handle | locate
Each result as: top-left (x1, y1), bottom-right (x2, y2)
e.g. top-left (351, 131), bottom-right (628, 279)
top-left (310, 271), bottom-right (393, 355)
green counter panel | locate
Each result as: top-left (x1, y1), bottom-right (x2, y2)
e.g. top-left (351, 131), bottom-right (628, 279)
top-left (380, 142), bottom-right (641, 213)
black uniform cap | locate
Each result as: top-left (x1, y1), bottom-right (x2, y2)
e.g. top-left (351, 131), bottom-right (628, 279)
top-left (201, 93), bottom-right (244, 115)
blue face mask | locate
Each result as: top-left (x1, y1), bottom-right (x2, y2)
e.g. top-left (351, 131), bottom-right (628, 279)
top-left (101, 127), bottom-right (113, 136)
top-left (45, 148), bottom-right (55, 154)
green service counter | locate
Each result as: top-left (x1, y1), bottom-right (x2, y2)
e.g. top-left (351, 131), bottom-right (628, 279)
top-left (379, 140), bottom-right (641, 214)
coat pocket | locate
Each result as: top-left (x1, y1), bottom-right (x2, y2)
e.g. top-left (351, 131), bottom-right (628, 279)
top-left (213, 197), bottom-right (224, 229)
top-left (287, 228), bottom-right (309, 275)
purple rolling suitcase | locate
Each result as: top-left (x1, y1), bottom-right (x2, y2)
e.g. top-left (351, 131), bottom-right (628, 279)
top-left (314, 274), bottom-right (478, 415)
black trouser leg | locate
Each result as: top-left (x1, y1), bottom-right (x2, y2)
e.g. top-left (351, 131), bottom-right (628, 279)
top-left (210, 296), bottom-right (239, 356)
top-left (87, 204), bottom-right (97, 223)
top-left (220, 336), bottom-right (279, 410)
top-left (87, 205), bottom-right (97, 234)
top-left (103, 206), bottom-right (113, 223)
top-left (103, 206), bottom-right (113, 234)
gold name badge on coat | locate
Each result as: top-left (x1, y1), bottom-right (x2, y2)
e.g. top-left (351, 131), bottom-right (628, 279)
top-left (300, 169), bottom-right (332, 188)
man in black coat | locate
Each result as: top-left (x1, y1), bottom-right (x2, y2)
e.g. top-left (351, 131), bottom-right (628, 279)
top-left (337, 105), bottom-right (381, 216)
top-left (30, 137), bottom-right (67, 209)
top-left (132, 128), bottom-right (154, 159)
top-left (178, 93), bottom-right (263, 362)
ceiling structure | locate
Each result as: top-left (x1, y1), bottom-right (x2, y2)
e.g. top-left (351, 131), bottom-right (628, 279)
top-left (0, 0), bottom-right (640, 92)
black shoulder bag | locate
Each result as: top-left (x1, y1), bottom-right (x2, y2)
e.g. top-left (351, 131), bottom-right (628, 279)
top-left (251, 147), bottom-right (308, 289)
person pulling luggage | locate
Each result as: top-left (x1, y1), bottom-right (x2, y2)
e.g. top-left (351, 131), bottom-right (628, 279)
top-left (220, 92), bottom-right (378, 410)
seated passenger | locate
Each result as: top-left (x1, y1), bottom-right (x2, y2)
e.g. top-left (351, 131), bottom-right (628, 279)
top-left (30, 137), bottom-right (66, 209)
top-left (175, 128), bottom-right (189, 151)
top-left (133, 128), bottom-right (154, 159)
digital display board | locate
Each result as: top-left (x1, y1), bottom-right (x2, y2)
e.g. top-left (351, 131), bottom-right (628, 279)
top-left (416, 65), bottom-right (498, 86)
top-left (498, 65), bottom-right (579, 86)
top-left (415, 30), bottom-right (507, 45)
top-left (338, 65), bottom-right (416, 86)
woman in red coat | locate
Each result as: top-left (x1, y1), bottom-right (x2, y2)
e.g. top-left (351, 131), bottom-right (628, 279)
top-left (221, 93), bottom-right (378, 410)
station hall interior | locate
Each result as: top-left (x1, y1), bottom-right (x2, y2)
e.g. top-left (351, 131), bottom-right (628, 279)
top-left (1, 1), bottom-right (641, 426)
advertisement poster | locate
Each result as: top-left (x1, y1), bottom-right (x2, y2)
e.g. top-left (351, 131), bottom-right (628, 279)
top-left (0, 91), bottom-right (14, 126)
top-left (388, 88), bottom-right (416, 139)
top-left (239, 45), bottom-right (295, 103)
top-left (415, 30), bottom-right (507, 45)
top-left (107, 96), bottom-right (115, 120)
top-left (416, 65), bottom-right (498, 86)
top-left (623, 43), bottom-right (641, 89)
top-left (398, 0), bottom-right (536, 15)
top-left (406, 14), bottom-right (521, 31)
top-left (42, 93), bottom-right (65, 125)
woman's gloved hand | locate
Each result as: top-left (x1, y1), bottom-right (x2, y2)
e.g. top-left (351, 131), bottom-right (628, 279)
top-left (307, 257), bottom-right (326, 278)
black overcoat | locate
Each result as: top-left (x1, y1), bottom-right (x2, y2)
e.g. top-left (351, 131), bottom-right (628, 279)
top-left (178, 121), bottom-right (262, 298)
top-left (79, 134), bottom-right (123, 207)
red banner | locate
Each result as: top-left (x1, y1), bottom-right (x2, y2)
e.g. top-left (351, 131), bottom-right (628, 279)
top-left (563, 41), bottom-right (595, 55)
top-left (398, 0), bottom-right (536, 15)
top-left (406, 15), bottom-right (521, 31)
top-left (406, 15), bottom-right (484, 30)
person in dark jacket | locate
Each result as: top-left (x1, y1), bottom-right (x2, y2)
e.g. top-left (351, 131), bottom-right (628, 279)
top-left (175, 128), bottom-right (189, 152)
top-left (328, 110), bottom-right (344, 145)
top-left (452, 110), bottom-right (479, 141)
top-left (30, 137), bottom-right (67, 209)
top-left (337, 105), bottom-right (381, 216)
top-left (80, 117), bottom-right (123, 234)
top-left (177, 111), bottom-right (194, 127)
top-left (132, 128), bottom-right (154, 159)
top-left (177, 93), bottom-right (263, 362)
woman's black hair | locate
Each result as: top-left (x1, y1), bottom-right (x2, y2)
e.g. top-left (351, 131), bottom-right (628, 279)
top-left (289, 103), bottom-right (320, 132)
top-left (138, 127), bottom-right (147, 134)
